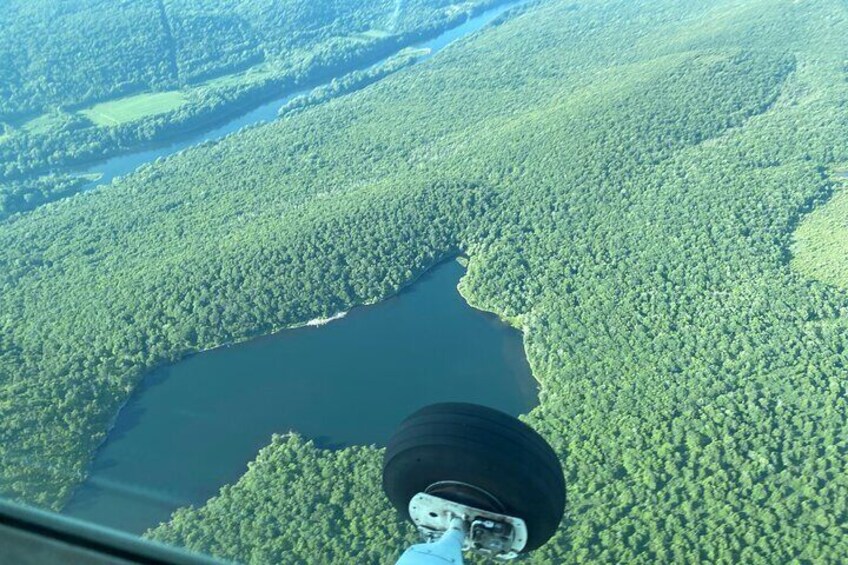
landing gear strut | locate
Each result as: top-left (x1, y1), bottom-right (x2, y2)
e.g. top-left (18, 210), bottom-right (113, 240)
top-left (383, 403), bottom-right (565, 563)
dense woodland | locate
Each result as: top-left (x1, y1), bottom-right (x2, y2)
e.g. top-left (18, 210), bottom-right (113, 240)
top-left (0, 0), bottom-right (504, 119)
top-left (0, 0), bottom-right (509, 216)
top-left (791, 172), bottom-right (848, 291)
top-left (278, 48), bottom-right (428, 118)
top-left (2, 0), bottom-right (848, 563)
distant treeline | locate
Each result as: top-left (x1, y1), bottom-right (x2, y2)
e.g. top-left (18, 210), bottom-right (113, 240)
top-left (2, 0), bottom-right (848, 563)
top-left (0, 0), bottom-right (514, 218)
top-left (278, 49), bottom-right (427, 118)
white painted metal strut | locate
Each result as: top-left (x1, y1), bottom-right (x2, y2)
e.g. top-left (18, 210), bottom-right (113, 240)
top-left (395, 516), bottom-right (467, 565)
top-left (395, 493), bottom-right (527, 564)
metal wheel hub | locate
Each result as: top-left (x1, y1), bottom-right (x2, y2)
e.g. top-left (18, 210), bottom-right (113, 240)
top-left (408, 490), bottom-right (527, 560)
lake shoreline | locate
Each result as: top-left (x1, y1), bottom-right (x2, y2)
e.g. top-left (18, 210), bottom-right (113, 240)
top-left (75, 252), bottom-right (539, 506)
top-left (63, 257), bottom-right (537, 533)
top-left (57, 0), bottom-right (534, 518)
top-left (455, 261), bottom-right (545, 397)
top-left (62, 252), bottom-right (461, 512)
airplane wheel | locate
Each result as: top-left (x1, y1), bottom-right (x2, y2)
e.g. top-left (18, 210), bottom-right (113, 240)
top-left (382, 402), bottom-right (565, 552)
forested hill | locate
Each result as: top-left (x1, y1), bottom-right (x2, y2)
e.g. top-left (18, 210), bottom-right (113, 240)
top-left (2, 0), bottom-right (848, 562)
top-left (0, 0), bottom-right (510, 217)
top-left (0, 0), bottom-right (502, 119)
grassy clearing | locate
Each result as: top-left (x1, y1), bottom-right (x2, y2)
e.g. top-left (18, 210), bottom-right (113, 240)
top-left (355, 29), bottom-right (393, 40)
top-left (791, 171), bottom-right (848, 289)
top-left (22, 113), bottom-right (65, 134)
top-left (79, 91), bottom-right (188, 126)
top-left (200, 64), bottom-right (274, 90)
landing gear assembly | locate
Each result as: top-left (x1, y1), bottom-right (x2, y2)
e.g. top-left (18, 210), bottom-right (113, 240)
top-left (383, 403), bottom-right (565, 563)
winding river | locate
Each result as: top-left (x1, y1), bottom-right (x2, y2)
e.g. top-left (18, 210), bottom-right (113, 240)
top-left (77, 1), bottom-right (526, 188)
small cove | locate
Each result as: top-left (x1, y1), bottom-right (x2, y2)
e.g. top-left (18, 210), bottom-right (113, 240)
top-left (63, 260), bottom-right (538, 534)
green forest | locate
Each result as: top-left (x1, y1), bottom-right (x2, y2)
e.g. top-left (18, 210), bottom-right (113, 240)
top-left (0, 0), bottom-right (508, 218)
top-left (792, 171), bottom-right (848, 291)
top-left (2, 0), bottom-right (848, 563)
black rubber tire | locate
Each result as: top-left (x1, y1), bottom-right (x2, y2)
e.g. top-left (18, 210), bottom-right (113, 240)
top-left (382, 403), bottom-right (564, 553)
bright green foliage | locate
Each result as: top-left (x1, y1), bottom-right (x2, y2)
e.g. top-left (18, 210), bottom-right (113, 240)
top-left (792, 173), bottom-right (848, 289)
top-left (151, 435), bottom-right (416, 563)
top-left (80, 92), bottom-right (190, 127)
top-left (0, 0), bottom-right (176, 119)
top-left (0, 0), bottom-right (473, 119)
top-left (278, 48), bottom-right (429, 118)
top-left (3, 0), bottom-right (848, 563)
top-left (0, 174), bottom-right (96, 221)
top-left (0, 173), bottom-right (495, 508)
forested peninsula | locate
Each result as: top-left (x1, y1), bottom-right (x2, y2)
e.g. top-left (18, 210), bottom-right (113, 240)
top-left (2, 0), bottom-right (848, 563)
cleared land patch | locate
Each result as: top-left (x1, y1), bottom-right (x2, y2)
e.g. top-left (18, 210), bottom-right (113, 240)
top-left (791, 171), bottom-right (848, 288)
top-left (79, 91), bottom-right (189, 126)
top-left (355, 29), bottom-right (393, 40)
top-left (199, 63), bottom-right (275, 90)
top-left (22, 113), bottom-right (67, 134)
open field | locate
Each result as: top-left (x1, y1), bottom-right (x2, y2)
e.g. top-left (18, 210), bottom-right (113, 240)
top-left (355, 29), bottom-right (393, 40)
top-left (200, 64), bottom-right (275, 90)
top-left (79, 91), bottom-right (189, 126)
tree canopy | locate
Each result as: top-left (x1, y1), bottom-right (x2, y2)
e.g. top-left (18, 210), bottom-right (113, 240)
top-left (1, 0), bottom-right (848, 563)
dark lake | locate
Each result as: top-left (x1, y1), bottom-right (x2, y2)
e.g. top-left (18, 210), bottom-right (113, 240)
top-left (63, 260), bottom-right (538, 534)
